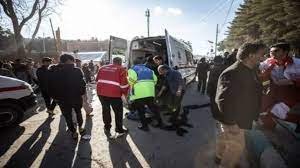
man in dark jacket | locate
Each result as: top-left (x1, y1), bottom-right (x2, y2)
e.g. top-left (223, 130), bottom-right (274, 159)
top-left (49, 54), bottom-right (86, 139)
top-left (196, 57), bottom-right (210, 94)
top-left (224, 48), bottom-right (238, 67)
top-left (36, 57), bottom-right (56, 115)
top-left (207, 56), bottom-right (225, 120)
top-left (215, 43), bottom-right (264, 167)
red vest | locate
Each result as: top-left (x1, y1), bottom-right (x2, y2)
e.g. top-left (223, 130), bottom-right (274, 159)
top-left (96, 64), bottom-right (129, 98)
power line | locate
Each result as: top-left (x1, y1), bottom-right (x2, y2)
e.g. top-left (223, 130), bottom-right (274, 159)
top-left (220, 0), bottom-right (235, 33)
top-left (199, 0), bottom-right (231, 23)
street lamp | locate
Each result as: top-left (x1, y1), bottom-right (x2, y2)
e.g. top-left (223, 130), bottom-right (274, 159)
top-left (145, 9), bottom-right (150, 37)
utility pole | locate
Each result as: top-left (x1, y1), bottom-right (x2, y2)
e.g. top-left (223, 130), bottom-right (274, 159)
top-left (42, 33), bottom-right (46, 53)
top-left (49, 18), bottom-right (57, 52)
top-left (215, 24), bottom-right (219, 57)
top-left (145, 9), bottom-right (150, 37)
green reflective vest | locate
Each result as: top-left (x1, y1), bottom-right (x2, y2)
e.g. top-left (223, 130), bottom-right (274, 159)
top-left (127, 65), bottom-right (157, 101)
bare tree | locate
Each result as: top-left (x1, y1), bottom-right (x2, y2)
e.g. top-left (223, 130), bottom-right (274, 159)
top-left (0, 0), bottom-right (60, 58)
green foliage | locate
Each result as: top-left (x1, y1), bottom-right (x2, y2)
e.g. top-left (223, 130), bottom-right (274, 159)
top-left (223, 0), bottom-right (300, 49)
top-left (0, 26), bottom-right (14, 50)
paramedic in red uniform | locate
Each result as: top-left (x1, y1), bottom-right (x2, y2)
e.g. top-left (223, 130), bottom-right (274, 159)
top-left (96, 57), bottom-right (129, 135)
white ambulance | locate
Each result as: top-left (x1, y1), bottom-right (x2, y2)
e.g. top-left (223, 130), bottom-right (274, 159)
top-left (127, 30), bottom-right (196, 83)
top-left (107, 30), bottom-right (196, 83)
top-left (0, 76), bottom-right (37, 127)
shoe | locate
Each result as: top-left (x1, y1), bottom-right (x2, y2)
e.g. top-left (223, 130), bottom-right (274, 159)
top-left (116, 128), bottom-right (129, 134)
top-left (152, 122), bottom-right (164, 128)
top-left (138, 125), bottom-right (149, 132)
top-left (176, 127), bottom-right (188, 136)
top-left (214, 156), bottom-right (222, 165)
top-left (163, 124), bottom-right (176, 131)
top-left (72, 132), bottom-right (78, 139)
top-left (79, 127), bottom-right (86, 135)
top-left (104, 129), bottom-right (111, 137)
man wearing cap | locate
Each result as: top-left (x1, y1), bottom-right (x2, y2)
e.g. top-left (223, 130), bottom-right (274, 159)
top-left (36, 57), bottom-right (57, 115)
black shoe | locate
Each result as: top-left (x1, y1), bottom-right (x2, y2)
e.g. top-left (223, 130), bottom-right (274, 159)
top-left (163, 124), bottom-right (176, 131)
top-left (138, 125), bottom-right (149, 132)
top-left (215, 156), bottom-right (222, 165)
top-left (79, 127), bottom-right (86, 135)
top-left (176, 127), bottom-right (188, 136)
top-left (72, 132), bottom-right (78, 140)
top-left (151, 121), bottom-right (163, 128)
top-left (182, 123), bottom-right (193, 128)
top-left (116, 128), bottom-right (129, 134)
top-left (104, 129), bottom-right (111, 136)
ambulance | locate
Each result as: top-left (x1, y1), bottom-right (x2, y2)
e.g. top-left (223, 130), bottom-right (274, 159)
top-left (0, 76), bottom-right (37, 127)
top-left (108, 30), bottom-right (196, 84)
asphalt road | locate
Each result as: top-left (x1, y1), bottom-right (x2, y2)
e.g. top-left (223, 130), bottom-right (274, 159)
top-left (0, 82), bottom-right (217, 168)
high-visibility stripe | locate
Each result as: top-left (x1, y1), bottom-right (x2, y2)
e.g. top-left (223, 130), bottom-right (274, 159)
top-left (137, 80), bottom-right (154, 83)
top-left (98, 79), bottom-right (129, 89)
top-left (98, 80), bottom-right (120, 86)
top-left (120, 84), bottom-right (129, 89)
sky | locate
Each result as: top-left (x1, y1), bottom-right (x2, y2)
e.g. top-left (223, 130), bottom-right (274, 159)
top-left (26, 0), bottom-right (244, 55)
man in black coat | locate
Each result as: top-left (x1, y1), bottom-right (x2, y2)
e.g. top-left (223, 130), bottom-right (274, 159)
top-left (215, 43), bottom-right (265, 167)
top-left (196, 57), bottom-right (210, 94)
top-left (36, 57), bottom-right (56, 115)
top-left (207, 56), bottom-right (226, 120)
top-left (49, 54), bottom-right (86, 139)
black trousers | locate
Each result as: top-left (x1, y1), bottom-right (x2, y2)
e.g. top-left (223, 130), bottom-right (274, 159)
top-left (41, 90), bottom-right (56, 111)
top-left (134, 97), bottom-right (162, 127)
top-left (198, 77), bottom-right (207, 94)
top-left (98, 96), bottom-right (123, 132)
top-left (58, 102), bottom-right (83, 133)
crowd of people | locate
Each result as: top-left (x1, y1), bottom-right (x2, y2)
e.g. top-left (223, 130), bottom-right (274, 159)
top-left (1, 41), bottom-right (299, 167)
top-left (194, 42), bottom-right (300, 167)
top-left (1, 53), bottom-right (187, 138)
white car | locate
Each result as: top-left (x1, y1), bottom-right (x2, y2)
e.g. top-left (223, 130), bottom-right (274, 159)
top-left (0, 75), bottom-right (37, 127)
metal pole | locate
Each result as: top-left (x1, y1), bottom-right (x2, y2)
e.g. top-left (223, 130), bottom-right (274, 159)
top-left (49, 19), bottom-right (57, 52)
top-left (215, 24), bottom-right (218, 57)
top-left (43, 33), bottom-right (46, 53)
top-left (145, 9), bottom-right (150, 37)
top-left (108, 35), bottom-right (112, 63)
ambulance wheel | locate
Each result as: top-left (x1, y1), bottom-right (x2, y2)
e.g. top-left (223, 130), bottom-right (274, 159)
top-left (0, 103), bottom-right (24, 128)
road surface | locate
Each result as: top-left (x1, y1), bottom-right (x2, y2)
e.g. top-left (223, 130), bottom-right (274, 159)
top-left (0, 82), bottom-right (217, 168)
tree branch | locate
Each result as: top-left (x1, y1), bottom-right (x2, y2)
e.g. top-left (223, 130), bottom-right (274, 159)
top-left (26, 0), bottom-right (48, 52)
top-left (0, 0), bottom-right (11, 17)
top-left (19, 0), bottom-right (39, 28)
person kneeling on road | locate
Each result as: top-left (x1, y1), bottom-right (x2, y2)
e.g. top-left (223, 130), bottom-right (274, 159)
top-left (157, 65), bottom-right (187, 136)
top-left (128, 57), bottom-right (163, 131)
